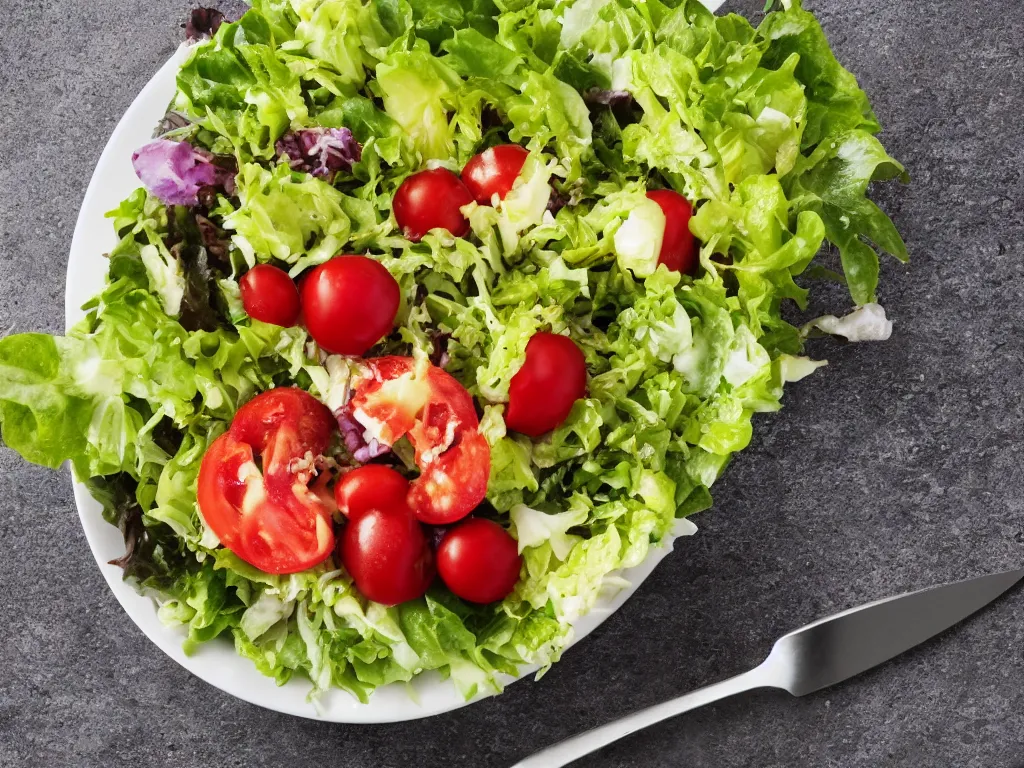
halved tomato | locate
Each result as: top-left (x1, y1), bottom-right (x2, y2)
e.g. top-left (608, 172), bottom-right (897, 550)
top-left (344, 357), bottom-right (490, 524)
top-left (197, 388), bottom-right (337, 574)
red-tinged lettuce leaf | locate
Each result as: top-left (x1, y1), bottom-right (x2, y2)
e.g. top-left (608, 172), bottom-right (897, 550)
top-left (176, 245), bottom-right (221, 333)
top-left (184, 8), bottom-right (226, 41)
top-left (275, 128), bottom-right (362, 179)
top-left (154, 111), bottom-right (192, 139)
top-left (86, 474), bottom-right (160, 582)
top-left (428, 330), bottom-right (451, 368)
top-left (194, 213), bottom-right (229, 263)
top-left (132, 139), bottom-right (236, 207)
top-left (167, 206), bottom-right (232, 333)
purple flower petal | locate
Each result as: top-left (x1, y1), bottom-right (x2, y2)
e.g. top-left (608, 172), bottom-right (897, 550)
top-left (276, 128), bottom-right (362, 179)
top-left (131, 139), bottom-right (234, 207)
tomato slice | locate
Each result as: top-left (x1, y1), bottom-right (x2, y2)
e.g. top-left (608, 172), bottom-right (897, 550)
top-left (197, 388), bottom-right (337, 574)
top-left (345, 357), bottom-right (490, 524)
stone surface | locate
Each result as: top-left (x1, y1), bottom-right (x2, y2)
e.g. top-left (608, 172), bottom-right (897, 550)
top-left (1, 1), bottom-right (1023, 766)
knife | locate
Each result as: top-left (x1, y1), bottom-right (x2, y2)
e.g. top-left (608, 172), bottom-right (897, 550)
top-left (512, 568), bottom-right (1024, 768)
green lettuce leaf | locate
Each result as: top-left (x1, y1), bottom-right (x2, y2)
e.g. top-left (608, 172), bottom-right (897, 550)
top-left (785, 131), bottom-right (909, 305)
top-left (223, 162), bottom-right (352, 272)
top-left (375, 46), bottom-right (463, 161)
top-left (759, 0), bottom-right (879, 148)
top-left (0, 0), bottom-right (907, 706)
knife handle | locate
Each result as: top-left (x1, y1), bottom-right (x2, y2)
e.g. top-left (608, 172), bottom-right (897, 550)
top-left (510, 665), bottom-right (775, 768)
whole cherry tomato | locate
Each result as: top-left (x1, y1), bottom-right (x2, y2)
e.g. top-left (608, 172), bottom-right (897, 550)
top-left (300, 255), bottom-right (400, 355)
top-left (460, 144), bottom-right (529, 205)
top-left (239, 264), bottom-right (301, 327)
top-left (646, 188), bottom-right (698, 274)
top-left (334, 464), bottom-right (410, 520)
top-left (393, 168), bottom-right (473, 241)
top-left (340, 502), bottom-right (435, 606)
top-left (505, 332), bottom-right (587, 437)
top-left (437, 518), bottom-right (522, 604)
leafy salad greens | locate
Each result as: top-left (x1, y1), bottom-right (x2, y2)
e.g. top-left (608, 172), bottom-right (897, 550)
top-left (0, 0), bottom-right (906, 703)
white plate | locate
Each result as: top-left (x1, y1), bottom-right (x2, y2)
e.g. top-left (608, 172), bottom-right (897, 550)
top-left (64, 32), bottom-right (712, 722)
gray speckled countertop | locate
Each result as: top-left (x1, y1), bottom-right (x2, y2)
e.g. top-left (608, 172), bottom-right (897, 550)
top-left (2, 1), bottom-right (1024, 766)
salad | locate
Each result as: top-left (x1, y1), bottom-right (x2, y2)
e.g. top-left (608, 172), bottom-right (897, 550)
top-left (0, 0), bottom-right (907, 703)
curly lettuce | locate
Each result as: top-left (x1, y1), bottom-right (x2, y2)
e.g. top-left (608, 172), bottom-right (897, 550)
top-left (0, 0), bottom-right (906, 704)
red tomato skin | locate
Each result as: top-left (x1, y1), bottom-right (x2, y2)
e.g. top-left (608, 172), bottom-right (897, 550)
top-left (393, 168), bottom-right (473, 242)
top-left (240, 264), bottom-right (301, 327)
top-left (334, 465), bottom-right (410, 520)
top-left (407, 429), bottom-right (490, 525)
top-left (230, 387), bottom-right (334, 459)
top-left (405, 363), bottom-right (490, 524)
top-left (340, 505), bottom-right (435, 605)
top-left (347, 357), bottom-right (490, 525)
top-left (197, 388), bottom-right (336, 575)
top-left (646, 189), bottom-right (698, 275)
top-left (437, 518), bottom-right (522, 604)
top-left (461, 144), bottom-right (529, 205)
top-left (300, 255), bottom-right (400, 356)
top-left (197, 432), bottom-right (250, 521)
top-left (505, 333), bottom-right (587, 438)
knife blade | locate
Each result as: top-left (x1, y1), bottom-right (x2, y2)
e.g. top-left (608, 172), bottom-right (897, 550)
top-left (512, 568), bottom-right (1024, 768)
top-left (769, 567), bottom-right (1024, 696)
